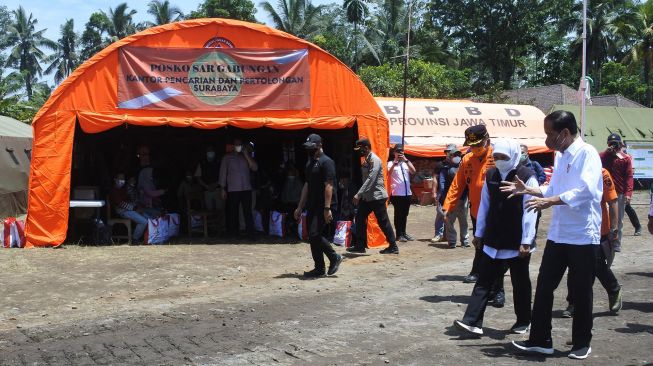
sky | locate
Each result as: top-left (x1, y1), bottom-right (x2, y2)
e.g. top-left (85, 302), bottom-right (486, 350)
top-left (2, 0), bottom-right (335, 44)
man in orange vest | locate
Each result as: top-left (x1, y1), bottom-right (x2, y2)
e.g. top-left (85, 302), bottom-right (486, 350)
top-left (443, 125), bottom-right (497, 288)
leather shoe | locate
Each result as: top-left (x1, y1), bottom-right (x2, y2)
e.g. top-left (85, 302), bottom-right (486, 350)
top-left (346, 247), bottom-right (366, 254)
top-left (380, 245), bottom-right (399, 254)
top-left (303, 268), bottom-right (326, 278)
top-left (327, 254), bottom-right (343, 275)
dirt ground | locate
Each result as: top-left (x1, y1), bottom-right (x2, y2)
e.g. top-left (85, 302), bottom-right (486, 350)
top-left (1, 191), bottom-right (651, 365)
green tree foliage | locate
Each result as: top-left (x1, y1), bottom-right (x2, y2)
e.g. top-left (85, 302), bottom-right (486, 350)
top-left (188, 0), bottom-right (257, 22)
top-left (260, 0), bottom-right (325, 38)
top-left (80, 12), bottom-right (110, 62)
top-left (622, 0), bottom-right (653, 106)
top-left (358, 60), bottom-right (472, 98)
top-left (147, 0), bottom-right (184, 26)
top-left (44, 19), bottom-right (79, 84)
top-left (599, 61), bottom-right (646, 104)
top-left (4, 6), bottom-right (56, 100)
top-left (101, 3), bottom-right (139, 41)
top-left (0, 6), bottom-right (12, 51)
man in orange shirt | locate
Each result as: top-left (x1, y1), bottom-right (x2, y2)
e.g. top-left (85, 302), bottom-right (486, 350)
top-left (562, 168), bottom-right (622, 317)
top-left (443, 125), bottom-right (495, 285)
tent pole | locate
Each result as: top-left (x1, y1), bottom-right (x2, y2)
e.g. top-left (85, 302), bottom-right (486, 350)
top-left (580, 0), bottom-right (588, 140)
top-left (401, 0), bottom-right (413, 147)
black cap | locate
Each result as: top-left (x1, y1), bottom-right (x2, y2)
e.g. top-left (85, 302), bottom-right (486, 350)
top-left (463, 125), bottom-right (488, 146)
top-left (444, 143), bottom-right (457, 152)
top-left (607, 133), bottom-right (622, 144)
top-left (394, 144), bottom-right (404, 152)
top-left (303, 133), bottom-right (322, 148)
top-left (354, 137), bottom-right (371, 150)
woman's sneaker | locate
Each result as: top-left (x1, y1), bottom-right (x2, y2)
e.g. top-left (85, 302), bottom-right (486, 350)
top-left (511, 340), bottom-right (554, 355)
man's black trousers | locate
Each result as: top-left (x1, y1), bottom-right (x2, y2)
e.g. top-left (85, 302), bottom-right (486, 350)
top-left (355, 198), bottom-right (396, 249)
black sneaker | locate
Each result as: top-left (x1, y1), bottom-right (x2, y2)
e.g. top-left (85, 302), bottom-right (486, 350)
top-left (634, 228), bottom-right (642, 236)
top-left (510, 323), bottom-right (531, 334)
top-left (346, 247), bottom-right (366, 254)
top-left (448, 243), bottom-right (456, 249)
top-left (303, 268), bottom-right (326, 278)
top-left (608, 286), bottom-right (622, 313)
top-left (568, 346), bottom-right (591, 359)
top-left (562, 304), bottom-right (574, 318)
top-left (397, 235), bottom-right (408, 243)
top-left (403, 233), bottom-right (415, 241)
top-left (327, 254), bottom-right (343, 276)
top-left (380, 245), bottom-right (399, 254)
top-left (491, 289), bottom-right (505, 308)
top-left (511, 340), bottom-right (554, 355)
top-left (463, 273), bottom-right (478, 283)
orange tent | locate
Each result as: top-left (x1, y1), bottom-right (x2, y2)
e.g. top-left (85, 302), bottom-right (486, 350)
top-left (376, 98), bottom-right (549, 157)
top-left (26, 19), bottom-right (389, 247)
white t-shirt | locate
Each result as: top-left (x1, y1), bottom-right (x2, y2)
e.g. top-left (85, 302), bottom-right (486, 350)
top-left (387, 161), bottom-right (412, 196)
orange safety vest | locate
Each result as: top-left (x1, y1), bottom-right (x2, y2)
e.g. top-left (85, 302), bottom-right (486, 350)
top-left (443, 146), bottom-right (495, 219)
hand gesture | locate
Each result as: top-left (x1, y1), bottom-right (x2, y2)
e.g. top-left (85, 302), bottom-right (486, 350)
top-left (525, 197), bottom-right (553, 212)
top-left (294, 207), bottom-right (302, 221)
top-left (352, 194), bottom-right (360, 205)
top-left (500, 176), bottom-right (527, 199)
top-left (519, 244), bottom-right (531, 258)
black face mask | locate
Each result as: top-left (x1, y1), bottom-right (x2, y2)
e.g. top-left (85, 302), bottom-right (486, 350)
top-left (357, 148), bottom-right (367, 157)
top-left (306, 148), bottom-right (318, 157)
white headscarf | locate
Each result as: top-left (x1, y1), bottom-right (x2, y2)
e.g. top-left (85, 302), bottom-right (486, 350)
top-left (492, 138), bottom-right (521, 179)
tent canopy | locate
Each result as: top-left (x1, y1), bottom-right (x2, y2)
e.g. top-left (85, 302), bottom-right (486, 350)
top-left (376, 98), bottom-right (550, 157)
top-left (552, 105), bottom-right (653, 148)
top-left (0, 116), bottom-right (32, 218)
top-left (27, 19), bottom-right (389, 247)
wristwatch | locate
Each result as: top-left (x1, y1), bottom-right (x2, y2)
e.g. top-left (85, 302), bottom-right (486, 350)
top-left (324, 207), bottom-right (331, 211)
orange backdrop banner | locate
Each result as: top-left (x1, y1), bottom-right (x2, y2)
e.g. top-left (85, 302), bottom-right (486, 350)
top-left (118, 47), bottom-right (311, 111)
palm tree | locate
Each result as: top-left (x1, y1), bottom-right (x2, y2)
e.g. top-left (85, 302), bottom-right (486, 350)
top-left (147, 0), bottom-right (184, 26)
top-left (343, 0), bottom-right (368, 70)
top-left (622, 0), bottom-right (653, 106)
top-left (102, 3), bottom-right (138, 41)
top-left (4, 6), bottom-right (56, 100)
top-left (569, 0), bottom-right (635, 90)
top-left (44, 19), bottom-right (78, 85)
top-left (260, 0), bottom-right (325, 39)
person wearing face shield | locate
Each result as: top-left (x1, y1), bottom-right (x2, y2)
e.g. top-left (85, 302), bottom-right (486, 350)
top-left (194, 146), bottom-right (225, 230)
top-left (442, 125), bottom-right (495, 284)
top-left (294, 134), bottom-right (342, 278)
top-left (219, 138), bottom-right (259, 238)
top-left (504, 110), bottom-right (602, 360)
top-left (600, 133), bottom-right (638, 247)
top-left (109, 172), bottom-right (153, 242)
top-left (453, 138), bottom-right (537, 338)
top-left (347, 138), bottom-right (399, 254)
top-left (439, 146), bottom-right (469, 249)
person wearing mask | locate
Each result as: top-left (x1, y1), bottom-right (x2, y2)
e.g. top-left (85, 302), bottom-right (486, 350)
top-left (294, 134), bottom-right (342, 278)
top-left (600, 133), bottom-right (636, 249)
top-left (443, 125), bottom-right (495, 284)
top-left (519, 145), bottom-right (547, 185)
top-left (439, 146), bottom-right (469, 248)
top-left (431, 144), bottom-right (456, 243)
top-left (387, 144), bottom-right (416, 242)
top-left (561, 168), bottom-right (622, 318)
top-left (505, 110), bottom-right (602, 360)
top-left (453, 138), bottom-right (537, 337)
top-left (347, 138), bottom-right (399, 254)
top-left (109, 172), bottom-right (152, 242)
top-left (219, 138), bottom-right (258, 238)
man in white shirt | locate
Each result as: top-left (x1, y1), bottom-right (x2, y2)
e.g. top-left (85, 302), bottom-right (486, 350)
top-left (388, 144), bottom-right (416, 242)
top-left (502, 110), bottom-right (602, 360)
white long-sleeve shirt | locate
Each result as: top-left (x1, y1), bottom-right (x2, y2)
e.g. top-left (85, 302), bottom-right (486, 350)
top-left (540, 138), bottom-right (603, 245)
top-left (475, 175), bottom-right (538, 259)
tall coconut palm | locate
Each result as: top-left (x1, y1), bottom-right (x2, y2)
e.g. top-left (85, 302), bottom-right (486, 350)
top-left (569, 0), bottom-right (635, 90)
top-left (102, 3), bottom-right (138, 41)
top-left (622, 0), bottom-right (653, 106)
top-left (343, 0), bottom-right (368, 70)
top-left (4, 6), bottom-right (56, 100)
top-left (44, 19), bottom-right (78, 85)
top-left (147, 0), bottom-right (184, 26)
top-left (260, 0), bottom-right (325, 39)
